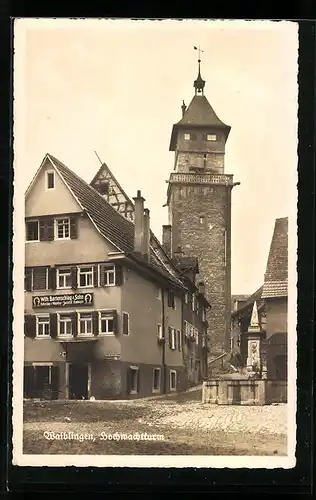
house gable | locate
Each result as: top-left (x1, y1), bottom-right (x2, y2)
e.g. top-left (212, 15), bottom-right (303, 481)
top-left (25, 157), bottom-right (82, 218)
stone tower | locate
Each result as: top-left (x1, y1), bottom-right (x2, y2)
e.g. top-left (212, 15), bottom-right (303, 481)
top-left (165, 58), bottom-right (239, 359)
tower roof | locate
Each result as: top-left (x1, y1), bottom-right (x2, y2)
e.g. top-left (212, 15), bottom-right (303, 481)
top-left (177, 94), bottom-right (230, 128)
top-left (169, 95), bottom-right (231, 150)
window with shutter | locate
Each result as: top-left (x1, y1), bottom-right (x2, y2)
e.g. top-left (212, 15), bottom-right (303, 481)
top-left (71, 267), bottom-right (77, 289)
top-left (24, 268), bottom-right (32, 291)
top-left (33, 267), bottom-right (48, 291)
top-left (168, 326), bottom-right (172, 347)
top-left (39, 219), bottom-right (46, 241)
top-left (50, 313), bottom-right (58, 338)
top-left (24, 315), bottom-right (36, 338)
top-left (92, 311), bottom-right (99, 335)
top-left (168, 290), bottom-right (175, 309)
top-left (115, 265), bottom-right (123, 286)
top-left (48, 267), bottom-right (57, 290)
top-left (78, 313), bottom-right (92, 336)
top-left (45, 218), bottom-right (54, 241)
top-left (99, 312), bottom-right (115, 335)
top-left (26, 220), bottom-right (39, 241)
top-left (78, 266), bottom-right (93, 287)
top-left (36, 315), bottom-right (50, 337)
top-left (177, 330), bottom-right (182, 351)
top-left (58, 313), bottom-right (72, 336)
top-left (71, 312), bottom-right (77, 336)
top-left (56, 268), bottom-right (71, 289)
top-left (93, 266), bottom-right (98, 287)
top-left (122, 312), bottom-right (129, 335)
top-left (70, 217), bottom-right (78, 239)
top-left (55, 218), bottom-right (70, 239)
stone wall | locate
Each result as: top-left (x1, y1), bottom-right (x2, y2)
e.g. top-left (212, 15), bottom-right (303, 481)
top-left (170, 183), bottom-right (232, 356)
top-left (202, 379), bottom-right (287, 405)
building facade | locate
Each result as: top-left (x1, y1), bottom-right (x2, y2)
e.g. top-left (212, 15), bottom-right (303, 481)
top-left (230, 217), bottom-right (288, 380)
top-left (24, 154), bottom-right (210, 400)
top-left (165, 60), bottom-right (239, 360)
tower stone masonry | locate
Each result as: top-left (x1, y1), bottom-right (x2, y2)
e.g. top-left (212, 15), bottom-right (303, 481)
top-left (166, 59), bottom-right (239, 360)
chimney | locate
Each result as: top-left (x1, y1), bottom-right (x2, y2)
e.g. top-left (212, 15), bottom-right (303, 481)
top-left (132, 190), bottom-right (145, 254)
top-left (162, 225), bottom-right (172, 257)
top-left (181, 100), bottom-right (187, 117)
top-left (143, 208), bottom-right (150, 259)
top-left (198, 281), bottom-right (205, 296)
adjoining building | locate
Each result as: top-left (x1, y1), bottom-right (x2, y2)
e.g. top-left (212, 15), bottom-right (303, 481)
top-left (24, 154), bottom-right (210, 400)
top-left (230, 217), bottom-right (288, 380)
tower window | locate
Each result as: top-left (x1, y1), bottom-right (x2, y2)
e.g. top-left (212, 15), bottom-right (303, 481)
top-left (199, 216), bottom-right (204, 224)
top-left (184, 133), bottom-right (191, 141)
top-left (206, 134), bottom-right (217, 141)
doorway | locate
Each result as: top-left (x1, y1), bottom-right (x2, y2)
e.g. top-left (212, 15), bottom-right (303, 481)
top-left (69, 364), bottom-right (89, 400)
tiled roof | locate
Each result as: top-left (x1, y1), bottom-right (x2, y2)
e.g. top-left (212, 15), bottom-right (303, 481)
top-left (176, 95), bottom-right (231, 129)
top-left (231, 286), bottom-right (264, 317)
top-left (262, 281), bottom-right (288, 298)
top-left (89, 163), bottom-right (181, 282)
top-left (262, 217), bottom-right (288, 299)
top-left (47, 154), bottom-right (183, 287)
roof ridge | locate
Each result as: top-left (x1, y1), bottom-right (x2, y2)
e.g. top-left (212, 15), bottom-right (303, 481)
top-left (48, 154), bottom-right (136, 230)
top-left (47, 154), bottom-right (183, 287)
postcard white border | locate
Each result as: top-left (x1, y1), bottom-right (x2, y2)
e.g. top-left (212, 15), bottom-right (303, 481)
top-left (12, 17), bottom-right (298, 469)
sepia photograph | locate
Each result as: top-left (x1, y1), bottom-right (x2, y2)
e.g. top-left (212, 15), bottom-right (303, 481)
top-left (12, 18), bottom-right (298, 468)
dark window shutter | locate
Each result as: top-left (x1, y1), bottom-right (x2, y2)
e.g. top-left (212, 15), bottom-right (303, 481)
top-left (70, 217), bottom-right (78, 239)
top-left (24, 315), bottom-right (36, 338)
top-left (99, 265), bottom-right (105, 287)
top-left (113, 312), bottom-right (118, 334)
top-left (93, 265), bottom-right (99, 287)
top-left (39, 219), bottom-right (46, 241)
top-left (177, 330), bottom-right (181, 351)
top-left (71, 312), bottom-right (77, 336)
top-left (168, 326), bottom-right (172, 347)
top-left (48, 268), bottom-right (56, 290)
top-left (46, 218), bottom-right (54, 241)
top-left (92, 311), bottom-right (99, 336)
top-left (115, 265), bottom-right (123, 286)
top-left (24, 268), bottom-right (32, 291)
top-left (50, 313), bottom-right (58, 338)
top-left (168, 290), bottom-right (175, 308)
top-left (71, 267), bottom-right (77, 289)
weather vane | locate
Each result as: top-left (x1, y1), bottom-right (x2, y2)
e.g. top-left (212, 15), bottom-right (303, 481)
top-left (194, 45), bottom-right (204, 61)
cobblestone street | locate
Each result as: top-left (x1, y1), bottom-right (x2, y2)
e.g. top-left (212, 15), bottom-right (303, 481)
top-left (23, 392), bottom-right (288, 456)
top-left (136, 400), bottom-right (287, 436)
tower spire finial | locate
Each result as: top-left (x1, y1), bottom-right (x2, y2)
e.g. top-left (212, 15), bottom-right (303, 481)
top-left (193, 45), bottom-right (205, 95)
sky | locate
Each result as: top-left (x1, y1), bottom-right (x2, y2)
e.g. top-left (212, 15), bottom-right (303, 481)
top-left (14, 19), bottom-right (298, 295)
